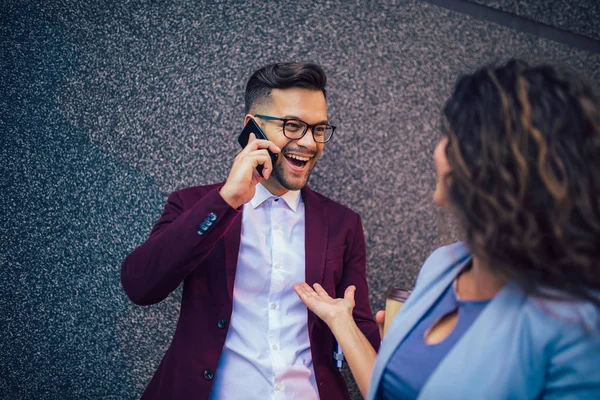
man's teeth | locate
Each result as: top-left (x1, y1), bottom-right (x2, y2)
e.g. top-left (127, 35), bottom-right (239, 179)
top-left (287, 154), bottom-right (310, 162)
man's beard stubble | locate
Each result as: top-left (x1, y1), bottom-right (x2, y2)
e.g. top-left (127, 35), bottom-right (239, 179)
top-left (271, 160), bottom-right (315, 191)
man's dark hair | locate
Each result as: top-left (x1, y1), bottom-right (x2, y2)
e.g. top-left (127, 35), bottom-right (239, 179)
top-left (244, 62), bottom-right (327, 113)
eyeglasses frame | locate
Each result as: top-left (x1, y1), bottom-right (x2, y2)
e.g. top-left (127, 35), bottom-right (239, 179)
top-left (253, 114), bottom-right (336, 143)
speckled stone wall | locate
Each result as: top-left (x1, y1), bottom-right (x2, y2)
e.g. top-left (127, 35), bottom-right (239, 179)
top-left (472, 0), bottom-right (600, 41)
top-left (3, 0), bottom-right (599, 399)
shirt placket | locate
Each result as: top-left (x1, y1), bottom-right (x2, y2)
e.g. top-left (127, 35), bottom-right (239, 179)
top-left (268, 198), bottom-right (286, 399)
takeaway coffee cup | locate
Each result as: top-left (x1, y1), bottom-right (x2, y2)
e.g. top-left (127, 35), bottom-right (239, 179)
top-left (383, 287), bottom-right (412, 337)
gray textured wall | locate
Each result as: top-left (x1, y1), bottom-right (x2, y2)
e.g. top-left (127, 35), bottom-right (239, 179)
top-left (472, 0), bottom-right (600, 41)
top-left (2, 0), bottom-right (599, 399)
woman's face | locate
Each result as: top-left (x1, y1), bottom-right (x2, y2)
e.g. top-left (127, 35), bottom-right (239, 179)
top-left (433, 136), bottom-right (451, 209)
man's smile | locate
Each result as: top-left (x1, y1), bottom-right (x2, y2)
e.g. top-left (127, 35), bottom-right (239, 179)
top-left (281, 150), bottom-right (315, 171)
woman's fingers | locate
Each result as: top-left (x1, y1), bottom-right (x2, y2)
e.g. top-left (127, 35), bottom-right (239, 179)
top-left (293, 282), bottom-right (316, 301)
top-left (343, 285), bottom-right (356, 301)
top-left (294, 282), bottom-right (357, 327)
top-left (375, 310), bottom-right (386, 339)
top-left (312, 283), bottom-right (331, 299)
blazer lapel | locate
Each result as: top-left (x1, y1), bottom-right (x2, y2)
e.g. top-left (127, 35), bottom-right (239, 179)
top-left (223, 211), bottom-right (243, 303)
top-left (367, 245), bottom-right (471, 400)
top-left (302, 186), bottom-right (328, 335)
top-left (417, 282), bottom-right (526, 399)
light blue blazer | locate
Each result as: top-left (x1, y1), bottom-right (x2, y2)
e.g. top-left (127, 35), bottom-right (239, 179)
top-left (368, 242), bottom-right (600, 400)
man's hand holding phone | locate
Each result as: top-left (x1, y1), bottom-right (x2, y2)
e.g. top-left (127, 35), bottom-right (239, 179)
top-left (219, 129), bottom-right (280, 209)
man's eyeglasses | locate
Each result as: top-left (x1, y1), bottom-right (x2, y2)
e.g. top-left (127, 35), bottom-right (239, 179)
top-left (254, 114), bottom-right (336, 143)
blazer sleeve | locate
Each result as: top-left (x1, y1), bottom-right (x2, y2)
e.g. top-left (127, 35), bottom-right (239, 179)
top-left (542, 305), bottom-right (600, 399)
top-left (336, 213), bottom-right (381, 352)
top-left (120, 187), bottom-right (241, 305)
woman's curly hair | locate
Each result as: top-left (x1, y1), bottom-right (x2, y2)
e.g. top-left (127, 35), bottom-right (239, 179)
top-left (443, 59), bottom-right (600, 306)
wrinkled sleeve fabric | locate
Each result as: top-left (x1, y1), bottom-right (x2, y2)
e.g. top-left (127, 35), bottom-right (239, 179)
top-left (542, 304), bottom-right (600, 399)
top-left (121, 187), bottom-right (241, 305)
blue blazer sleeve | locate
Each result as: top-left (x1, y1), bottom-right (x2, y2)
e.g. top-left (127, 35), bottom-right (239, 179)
top-left (542, 302), bottom-right (600, 399)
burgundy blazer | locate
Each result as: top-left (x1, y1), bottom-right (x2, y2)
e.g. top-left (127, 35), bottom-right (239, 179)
top-left (121, 183), bottom-right (380, 399)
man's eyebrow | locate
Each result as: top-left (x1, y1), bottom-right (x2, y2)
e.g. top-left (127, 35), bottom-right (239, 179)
top-left (282, 115), bottom-right (329, 125)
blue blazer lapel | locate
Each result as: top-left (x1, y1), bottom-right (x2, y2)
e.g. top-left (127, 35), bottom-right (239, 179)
top-left (418, 282), bottom-right (527, 399)
top-left (367, 244), bottom-right (471, 400)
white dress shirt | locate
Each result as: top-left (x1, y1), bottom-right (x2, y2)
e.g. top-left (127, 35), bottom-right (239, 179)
top-left (209, 183), bottom-right (319, 400)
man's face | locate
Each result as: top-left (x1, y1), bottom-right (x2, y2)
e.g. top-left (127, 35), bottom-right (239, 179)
top-left (248, 87), bottom-right (327, 192)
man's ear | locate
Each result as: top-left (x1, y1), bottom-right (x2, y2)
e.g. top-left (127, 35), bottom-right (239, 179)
top-left (243, 114), bottom-right (254, 126)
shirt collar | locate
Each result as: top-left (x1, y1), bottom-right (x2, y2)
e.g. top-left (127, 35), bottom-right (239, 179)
top-left (249, 183), bottom-right (302, 212)
top-left (279, 188), bottom-right (302, 212)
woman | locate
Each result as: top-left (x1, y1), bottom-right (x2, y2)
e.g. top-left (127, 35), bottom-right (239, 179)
top-left (294, 60), bottom-right (600, 399)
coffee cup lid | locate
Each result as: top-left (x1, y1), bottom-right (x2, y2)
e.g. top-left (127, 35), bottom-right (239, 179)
top-left (386, 287), bottom-right (411, 302)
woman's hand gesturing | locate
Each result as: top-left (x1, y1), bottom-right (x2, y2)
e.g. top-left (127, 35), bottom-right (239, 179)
top-left (293, 282), bottom-right (356, 328)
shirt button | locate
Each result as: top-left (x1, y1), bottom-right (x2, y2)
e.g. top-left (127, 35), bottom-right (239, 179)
top-left (274, 262), bottom-right (281, 269)
top-left (203, 369), bottom-right (214, 380)
top-left (270, 303), bottom-right (277, 310)
top-left (275, 384), bottom-right (281, 390)
top-left (273, 223), bottom-right (280, 229)
top-left (217, 318), bottom-right (228, 329)
top-left (272, 344), bottom-right (278, 350)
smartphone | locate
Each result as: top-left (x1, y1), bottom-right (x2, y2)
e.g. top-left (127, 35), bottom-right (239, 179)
top-left (237, 118), bottom-right (278, 177)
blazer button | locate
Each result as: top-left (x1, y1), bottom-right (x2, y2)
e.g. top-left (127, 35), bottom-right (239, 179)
top-left (203, 369), bottom-right (214, 380)
top-left (208, 212), bottom-right (217, 222)
top-left (217, 318), bottom-right (228, 329)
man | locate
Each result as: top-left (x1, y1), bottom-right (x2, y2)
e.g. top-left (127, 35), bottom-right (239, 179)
top-left (121, 62), bottom-right (380, 399)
